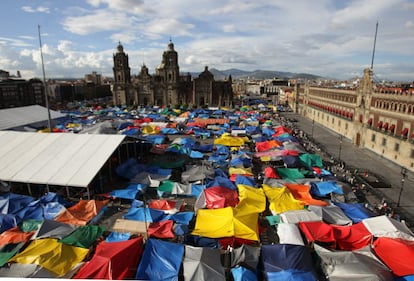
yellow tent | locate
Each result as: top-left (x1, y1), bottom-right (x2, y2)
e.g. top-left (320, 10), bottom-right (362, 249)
top-left (233, 211), bottom-right (260, 241)
top-left (192, 206), bottom-right (260, 241)
top-left (229, 166), bottom-right (253, 176)
top-left (214, 133), bottom-right (249, 147)
top-left (263, 184), bottom-right (304, 214)
top-left (141, 125), bottom-right (160, 135)
top-left (192, 207), bottom-right (234, 238)
top-left (9, 238), bottom-right (89, 277)
top-left (235, 184), bottom-right (266, 215)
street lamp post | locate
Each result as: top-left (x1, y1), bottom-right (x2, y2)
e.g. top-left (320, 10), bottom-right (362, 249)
top-left (311, 119), bottom-right (315, 138)
top-left (338, 135), bottom-right (343, 161)
top-left (397, 167), bottom-right (408, 207)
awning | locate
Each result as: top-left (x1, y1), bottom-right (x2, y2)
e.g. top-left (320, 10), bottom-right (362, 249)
top-left (389, 124), bottom-right (395, 132)
top-left (367, 118), bottom-right (373, 125)
top-left (377, 121), bottom-right (383, 128)
top-left (402, 128), bottom-right (409, 136)
top-left (0, 131), bottom-right (126, 187)
top-left (382, 123), bottom-right (389, 130)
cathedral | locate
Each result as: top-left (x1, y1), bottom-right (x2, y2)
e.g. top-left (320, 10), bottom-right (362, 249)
top-left (112, 41), bottom-right (233, 108)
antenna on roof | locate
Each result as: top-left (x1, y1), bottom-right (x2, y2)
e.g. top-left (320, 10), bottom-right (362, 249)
top-left (38, 24), bottom-right (52, 132)
top-left (370, 21), bottom-right (379, 70)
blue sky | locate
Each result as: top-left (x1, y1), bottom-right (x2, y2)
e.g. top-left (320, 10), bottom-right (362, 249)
top-left (0, 0), bottom-right (413, 81)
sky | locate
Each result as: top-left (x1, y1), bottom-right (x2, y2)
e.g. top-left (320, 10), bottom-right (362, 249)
top-left (0, 0), bottom-right (413, 82)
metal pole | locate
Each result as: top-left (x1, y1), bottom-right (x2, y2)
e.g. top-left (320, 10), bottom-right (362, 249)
top-left (397, 167), bottom-right (407, 207)
top-left (338, 135), bottom-right (343, 161)
top-left (311, 119), bottom-right (315, 138)
top-left (38, 25), bottom-right (52, 132)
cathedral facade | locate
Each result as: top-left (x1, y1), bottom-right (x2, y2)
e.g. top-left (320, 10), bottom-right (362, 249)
top-left (112, 41), bottom-right (233, 108)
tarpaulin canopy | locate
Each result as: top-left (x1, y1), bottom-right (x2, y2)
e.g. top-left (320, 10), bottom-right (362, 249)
top-left (373, 237), bottom-right (414, 277)
top-left (263, 185), bottom-right (304, 214)
top-left (9, 238), bottom-right (89, 277)
top-left (285, 183), bottom-right (329, 206)
top-left (236, 184), bottom-right (266, 215)
top-left (59, 224), bottom-right (105, 248)
top-left (183, 245), bottom-right (226, 281)
top-left (333, 201), bottom-right (375, 223)
top-left (56, 199), bottom-right (108, 226)
top-left (314, 244), bottom-right (394, 281)
top-left (204, 186), bottom-right (239, 209)
top-left (192, 207), bottom-right (260, 241)
top-left (0, 131), bottom-right (125, 187)
top-left (310, 181), bottom-right (343, 197)
top-left (276, 223), bottom-right (305, 246)
top-left (279, 209), bottom-right (322, 224)
top-left (299, 221), bottom-right (372, 250)
top-left (230, 244), bottom-right (261, 270)
top-left (136, 238), bottom-right (184, 281)
top-left (74, 237), bottom-right (144, 279)
top-left (362, 215), bottom-right (414, 241)
top-left (261, 243), bottom-right (317, 280)
top-left (32, 219), bottom-right (77, 240)
top-left (308, 205), bottom-right (353, 226)
top-left (0, 226), bottom-right (35, 247)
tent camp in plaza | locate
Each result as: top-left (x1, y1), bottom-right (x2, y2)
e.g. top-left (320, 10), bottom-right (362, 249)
top-left (0, 104), bottom-right (413, 280)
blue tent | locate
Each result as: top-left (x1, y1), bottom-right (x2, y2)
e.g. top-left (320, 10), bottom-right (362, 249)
top-left (235, 175), bottom-right (256, 187)
top-left (124, 207), bottom-right (165, 223)
top-left (115, 158), bottom-right (147, 179)
top-left (206, 176), bottom-right (236, 190)
top-left (136, 238), bottom-right (184, 280)
top-left (333, 201), bottom-right (376, 223)
top-left (232, 266), bottom-right (257, 281)
top-left (261, 244), bottom-right (317, 281)
top-left (310, 181), bottom-right (343, 197)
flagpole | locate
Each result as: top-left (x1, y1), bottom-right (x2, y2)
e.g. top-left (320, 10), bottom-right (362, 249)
top-left (38, 24), bottom-right (52, 132)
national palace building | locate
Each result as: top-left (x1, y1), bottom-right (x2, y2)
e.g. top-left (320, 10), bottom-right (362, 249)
top-left (112, 41), bottom-right (233, 108)
top-left (290, 68), bottom-right (414, 172)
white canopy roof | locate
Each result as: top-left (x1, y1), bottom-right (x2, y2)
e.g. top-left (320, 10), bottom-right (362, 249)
top-left (0, 131), bottom-right (125, 187)
top-left (0, 105), bottom-right (65, 130)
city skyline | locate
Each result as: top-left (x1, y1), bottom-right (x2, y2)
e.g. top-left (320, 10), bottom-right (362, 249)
top-left (0, 0), bottom-right (413, 82)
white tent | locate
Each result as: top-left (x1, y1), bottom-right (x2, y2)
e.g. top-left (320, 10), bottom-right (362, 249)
top-left (0, 105), bottom-right (65, 131)
top-left (276, 223), bottom-right (305, 246)
top-left (362, 215), bottom-right (414, 241)
top-left (0, 131), bottom-right (125, 197)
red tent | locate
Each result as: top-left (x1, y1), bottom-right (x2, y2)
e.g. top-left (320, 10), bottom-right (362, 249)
top-left (73, 237), bottom-right (144, 279)
top-left (373, 237), bottom-right (414, 277)
top-left (204, 186), bottom-right (239, 209)
top-left (299, 221), bottom-right (372, 251)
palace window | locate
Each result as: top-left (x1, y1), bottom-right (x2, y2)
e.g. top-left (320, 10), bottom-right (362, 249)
top-left (394, 143), bottom-right (400, 152)
top-left (371, 134), bottom-right (376, 142)
top-left (382, 138), bottom-right (387, 146)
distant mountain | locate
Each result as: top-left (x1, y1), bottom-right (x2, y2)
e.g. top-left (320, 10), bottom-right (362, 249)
top-left (189, 68), bottom-right (323, 80)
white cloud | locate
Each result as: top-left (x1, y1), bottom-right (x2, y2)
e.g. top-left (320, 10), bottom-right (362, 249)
top-left (21, 5), bottom-right (50, 13)
top-left (62, 10), bottom-right (135, 35)
top-left (1, 1), bottom-right (413, 81)
top-left (406, 20), bottom-right (414, 28)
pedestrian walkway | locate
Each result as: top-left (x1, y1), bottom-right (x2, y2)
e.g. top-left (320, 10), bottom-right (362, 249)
top-left (283, 112), bottom-right (414, 229)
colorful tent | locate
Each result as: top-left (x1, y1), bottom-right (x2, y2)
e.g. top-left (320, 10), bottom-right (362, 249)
top-left (55, 199), bottom-right (108, 226)
top-left (136, 238), bottom-right (184, 280)
top-left (261, 243), bottom-right (318, 281)
top-left (74, 237), bottom-right (144, 279)
top-left (298, 221), bottom-right (372, 251)
top-left (9, 238), bottom-right (89, 277)
top-left (314, 244), bottom-right (394, 280)
top-left (362, 215), bottom-right (414, 241)
top-left (373, 237), bottom-right (414, 277)
top-left (263, 185), bottom-right (304, 214)
top-left (183, 245), bottom-right (226, 281)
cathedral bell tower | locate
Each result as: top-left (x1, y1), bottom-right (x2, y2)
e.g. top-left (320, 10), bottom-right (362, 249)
top-left (113, 42), bottom-right (133, 105)
top-left (156, 40), bottom-right (180, 106)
